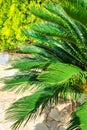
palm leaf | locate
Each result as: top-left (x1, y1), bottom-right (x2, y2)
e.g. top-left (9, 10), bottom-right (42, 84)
top-left (59, 0), bottom-right (87, 27)
top-left (67, 101), bottom-right (87, 130)
top-left (3, 62), bottom-right (87, 129)
top-left (6, 90), bottom-right (53, 130)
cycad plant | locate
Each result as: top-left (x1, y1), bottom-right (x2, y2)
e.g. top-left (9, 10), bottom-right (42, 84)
top-left (1, 0), bottom-right (87, 129)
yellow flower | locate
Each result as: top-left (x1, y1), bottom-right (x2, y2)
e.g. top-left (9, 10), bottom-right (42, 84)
top-left (0, 0), bottom-right (2, 4)
top-left (9, 4), bottom-right (15, 17)
top-left (2, 27), bottom-right (11, 37)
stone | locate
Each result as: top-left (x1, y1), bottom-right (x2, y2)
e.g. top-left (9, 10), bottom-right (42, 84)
top-left (59, 117), bottom-right (65, 122)
top-left (36, 113), bottom-right (47, 123)
top-left (59, 126), bottom-right (66, 130)
top-left (46, 120), bottom-right (58, 130)
top-left (45, 116), bottom-right (54, 122)
top-left (59, 109), bottom-right (70, 123)
top-left (49, 108), bottom-right (60, 121)
top-left (0, 52), bottom-right (9, 65)
top-left (34, 123), bottom-right (48, 130)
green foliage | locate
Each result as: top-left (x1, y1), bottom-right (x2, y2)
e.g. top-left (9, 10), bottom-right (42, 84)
top-left (1, 0), bottom-right (87, 129)
top-left (67, 101), bottom-right (87, 130)
top-left (0, 0), bottom-right (44, 51)
top-left (6, 90), bottom-right (53, 129)
top-left (59, 0), bottom-right (87, 27)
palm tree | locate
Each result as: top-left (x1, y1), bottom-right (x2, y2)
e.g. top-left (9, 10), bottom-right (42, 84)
top-left (1, 0), bottom-right (87, 129)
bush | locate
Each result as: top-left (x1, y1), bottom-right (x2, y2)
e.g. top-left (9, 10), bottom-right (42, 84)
top-left (0, 0), bottom-right (44, 51)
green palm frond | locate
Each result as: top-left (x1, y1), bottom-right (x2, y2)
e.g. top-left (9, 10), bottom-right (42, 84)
top-left (6, 90), bottom-right (53, 130)
top-left (3, 61), bottom-right (87, 129)
top-left (22, 30), bottom-right (87, 70)
top-left (67, 101), bottom-right (87, 130)
top-left (59, 0), bottom-right (87, 27)
top-left (5, 68), bottom-right (87, 129)
top-left (30, 1), bottom-right (87, 47)
top-left (1, 70), bottom-right (40, 92)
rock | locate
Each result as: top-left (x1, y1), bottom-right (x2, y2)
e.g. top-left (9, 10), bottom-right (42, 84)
top-left (59, 117), bottom-right (65, 122)
top-left (36, 113), bottom-right (47, 122)
top-left (46, 120), bottom-right (58, 130)
top-left (59, 126), bottom-right (66, 130)
top-left (0, 52), bottom-right (9, 65)
top-left (34, 123), bottom-right (48, 130)
top-left (49, 108), bottom-right (60, 121)
top-left (44, 116), bottom-right (54, 122)
top-left (59, 109), bottom-right (70, 123)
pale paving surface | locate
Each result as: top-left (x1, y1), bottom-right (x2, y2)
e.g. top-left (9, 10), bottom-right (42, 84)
top-left (0, 65), bottom-right (48, 130)
top-left (0, 64), bottom-right (71, 130)
top-left (0, 53), bottom-right (49, 130)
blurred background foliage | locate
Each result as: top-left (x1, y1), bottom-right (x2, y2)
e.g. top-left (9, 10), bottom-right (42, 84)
top-left (0, 0), bottom-right (87, 52)
top-left (0, 0), bottom-right (45, 51)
